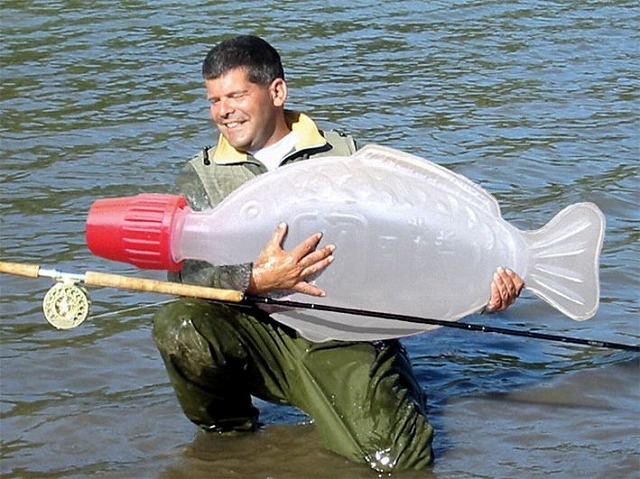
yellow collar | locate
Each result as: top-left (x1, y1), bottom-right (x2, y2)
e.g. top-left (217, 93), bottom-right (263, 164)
top-left (211, 110), bottom-right (326, 165)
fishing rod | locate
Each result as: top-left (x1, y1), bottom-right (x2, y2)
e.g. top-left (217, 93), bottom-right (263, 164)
top-left (1, 261), bottom-right (638, 352)
top-left (248, 296), bottom-right (640, 352)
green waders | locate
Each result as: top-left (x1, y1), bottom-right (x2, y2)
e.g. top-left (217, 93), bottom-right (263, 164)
top-left (153, 298), bottom-right (434, 471)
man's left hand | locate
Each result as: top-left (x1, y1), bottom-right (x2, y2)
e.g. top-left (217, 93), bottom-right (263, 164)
top-left (485, 267), bottom-right (524, 313)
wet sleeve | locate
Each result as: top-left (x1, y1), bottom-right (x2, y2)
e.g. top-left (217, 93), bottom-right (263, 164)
top-left (168, 260), bottom-right (252, 291)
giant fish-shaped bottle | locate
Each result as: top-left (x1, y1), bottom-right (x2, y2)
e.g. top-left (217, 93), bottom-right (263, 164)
top-left (86, 144), bottom-right (605, 342)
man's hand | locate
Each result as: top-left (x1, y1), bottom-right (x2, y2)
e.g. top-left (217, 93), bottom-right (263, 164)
top-left (247, 223), bottom-right (335, 297)
top-left (485, 267), bottom-right (524, 313)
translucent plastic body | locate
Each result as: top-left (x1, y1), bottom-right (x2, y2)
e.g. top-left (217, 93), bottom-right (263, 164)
top-left (170, 144), bottom-right (605, 341)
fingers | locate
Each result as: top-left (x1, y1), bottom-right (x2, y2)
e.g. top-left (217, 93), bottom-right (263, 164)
top-left (485, 267), bottom-right (524, 313)
top-left (503, 267), bottom-right (525, 299)
top-left (267, 222), bottom-right (288, 250)
top-left (292, 281), bottom-right (327, 297)
top-left (249, 224), bottom-right (336, 297)
top-left (272, 224), bottom-right (333, 265)
top-left (300, 243), bottom-right (335, 271)
top-left (291, 230), bottom-right (324, 260)
top-left (496, 267), bottom-right (521, 301)
top-left (283, 226), bottom-right (335, 272)
top-left (292, 233), bottom-right (335, 295)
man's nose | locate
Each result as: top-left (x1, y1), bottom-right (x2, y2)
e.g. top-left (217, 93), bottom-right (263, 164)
top-left (217, 97), bottom-right (233, 116)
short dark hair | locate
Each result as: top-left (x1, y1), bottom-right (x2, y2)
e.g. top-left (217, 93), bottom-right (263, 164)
top-left (202, 35), bottom-right (285, 85)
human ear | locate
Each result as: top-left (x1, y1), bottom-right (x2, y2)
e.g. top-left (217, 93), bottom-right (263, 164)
top-left (270, 78), bottom-right (287, 107)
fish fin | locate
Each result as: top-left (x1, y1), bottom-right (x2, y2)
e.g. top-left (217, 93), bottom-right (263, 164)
top-left (356, 144), bottom-right (502, 217)
top-left (523, 202), bottom-right (605, 320)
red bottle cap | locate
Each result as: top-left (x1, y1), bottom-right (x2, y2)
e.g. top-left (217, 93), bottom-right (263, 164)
top-left (86, 193), bottom-right (188, 271)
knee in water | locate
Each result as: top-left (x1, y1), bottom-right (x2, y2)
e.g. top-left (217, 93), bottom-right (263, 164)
top-left (152, 299), bottom-right (210, 347)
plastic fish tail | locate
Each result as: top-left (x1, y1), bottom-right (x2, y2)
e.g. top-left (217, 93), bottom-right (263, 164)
top-left (522, 202), bottom-right (605, 320)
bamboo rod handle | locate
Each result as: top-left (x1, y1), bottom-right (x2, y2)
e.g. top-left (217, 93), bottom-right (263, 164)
top-left (0, 262), bottom-right (40, 278)
top-left (84, 271), bottom-right (244, 303)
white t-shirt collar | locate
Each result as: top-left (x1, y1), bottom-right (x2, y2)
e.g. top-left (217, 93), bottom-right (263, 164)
top-left (251, 131), bottom-right (299, 171)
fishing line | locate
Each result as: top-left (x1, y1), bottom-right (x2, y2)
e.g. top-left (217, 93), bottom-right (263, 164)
top-left (89, 299), bottom-right (175, 320)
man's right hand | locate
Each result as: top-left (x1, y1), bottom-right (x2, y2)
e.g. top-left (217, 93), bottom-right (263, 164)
top-left (247, 223), bottom-right (335, 297)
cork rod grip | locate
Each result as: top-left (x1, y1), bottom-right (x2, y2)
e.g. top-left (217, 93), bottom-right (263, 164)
top-left (84, 271), bottom-right (244, 303)
top-left (0, 262), bottom-right (40, 278)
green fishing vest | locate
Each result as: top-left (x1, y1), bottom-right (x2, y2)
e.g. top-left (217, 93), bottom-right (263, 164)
top-left (186, 129), bottom-right (357, 208)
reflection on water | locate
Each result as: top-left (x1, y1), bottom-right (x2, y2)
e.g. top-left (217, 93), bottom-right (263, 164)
top-left (1, 1), bottom-right (639, 478)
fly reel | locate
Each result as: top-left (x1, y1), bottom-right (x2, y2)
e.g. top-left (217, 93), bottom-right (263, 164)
top-left (42, 282), bottom-right (91, 329)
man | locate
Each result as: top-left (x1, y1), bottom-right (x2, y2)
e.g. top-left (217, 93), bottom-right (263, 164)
top-left (153, 35), bottom-right (523, 472)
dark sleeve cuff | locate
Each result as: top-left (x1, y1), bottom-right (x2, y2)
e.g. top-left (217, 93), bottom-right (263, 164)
top-left (168, 260), bottom-right (252, 292)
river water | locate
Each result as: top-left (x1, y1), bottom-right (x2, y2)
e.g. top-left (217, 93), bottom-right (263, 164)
top-left (1, 1), bottom-right (638, 478)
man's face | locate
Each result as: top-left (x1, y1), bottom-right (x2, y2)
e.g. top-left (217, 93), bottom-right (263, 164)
top-left (205, 67), bottom-right (286, 152)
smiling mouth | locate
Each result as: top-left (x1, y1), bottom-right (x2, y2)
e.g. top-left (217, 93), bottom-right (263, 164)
top-left (221, 119), bottom-right (245, 129)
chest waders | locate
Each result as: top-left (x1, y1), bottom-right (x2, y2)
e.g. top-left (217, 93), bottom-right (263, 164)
top-left (152, 124), bottom-right (434, 472)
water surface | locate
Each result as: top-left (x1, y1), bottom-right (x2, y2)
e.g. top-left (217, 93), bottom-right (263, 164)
top-left (1, 1), bottom-right (638, 478)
